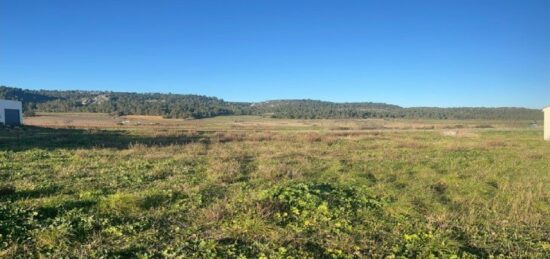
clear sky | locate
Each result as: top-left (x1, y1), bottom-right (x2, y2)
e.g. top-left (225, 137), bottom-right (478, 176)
top-left (1, 0), bottom-right (549, 108)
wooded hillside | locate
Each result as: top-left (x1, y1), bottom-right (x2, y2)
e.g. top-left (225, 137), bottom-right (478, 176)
top-left (1, 86), bottom-right (543, 120)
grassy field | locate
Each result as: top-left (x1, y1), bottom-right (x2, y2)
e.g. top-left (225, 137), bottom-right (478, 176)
top-left (1, 114), bottom-right (549, 258)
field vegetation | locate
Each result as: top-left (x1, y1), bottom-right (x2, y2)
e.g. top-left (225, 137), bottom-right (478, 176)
top-left (1, 115), bottom-right (549, 258)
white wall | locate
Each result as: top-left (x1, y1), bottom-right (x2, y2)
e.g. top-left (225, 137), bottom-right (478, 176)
top-left (0, 100), bottom-right (23, 125)
top-left (545, 107), bottom-right (550, 141)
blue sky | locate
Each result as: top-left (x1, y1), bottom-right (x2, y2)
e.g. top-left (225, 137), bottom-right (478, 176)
top-left (1, 0), bottom-right (549, 108)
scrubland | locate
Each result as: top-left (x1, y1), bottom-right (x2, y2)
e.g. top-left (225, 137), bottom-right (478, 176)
top-left (1, 114), bottom-right (549, 258)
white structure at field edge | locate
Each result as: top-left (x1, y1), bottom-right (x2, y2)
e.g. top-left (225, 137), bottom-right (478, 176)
top-left (544, 106), bottom-right (550, 141)
top-left (0, 99), bottom-right (23, 126)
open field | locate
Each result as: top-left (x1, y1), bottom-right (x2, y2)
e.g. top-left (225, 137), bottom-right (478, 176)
top-left (25, 112), bottom-right (540, 131)
top-left (1, 114), bottom-right (549, 257)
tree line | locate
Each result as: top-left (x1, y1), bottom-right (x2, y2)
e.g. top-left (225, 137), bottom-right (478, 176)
top-left (0, 86), bottom-right (543, 120)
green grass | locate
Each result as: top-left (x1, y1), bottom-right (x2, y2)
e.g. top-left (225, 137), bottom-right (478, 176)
top-left (1, 124), bottom-right (549, 258)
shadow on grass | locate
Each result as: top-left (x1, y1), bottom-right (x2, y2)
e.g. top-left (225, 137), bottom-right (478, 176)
top-left (36, 199), bottom-right (99, 220)
top-left (0, 184), bottom-right (61, 201)
top-left (0, 126), bottom-right (207, 151)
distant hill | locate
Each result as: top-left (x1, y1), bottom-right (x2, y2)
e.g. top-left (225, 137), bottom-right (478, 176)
top-left (251, 99), bottom-right (402, 119)
top-left (0, 86), bottom-right (543, 120)
top-left (0, 86), bottom-right (57, 103)
top-left (0, 86), bottom-right (250, 119)
top-left (251, 100), bottom-right (541, 120)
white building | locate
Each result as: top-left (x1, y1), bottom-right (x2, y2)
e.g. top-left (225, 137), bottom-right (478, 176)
top-left (0, 99), bottom-right (23, 126)
top-left (544, 106), bottom-right (550, 141)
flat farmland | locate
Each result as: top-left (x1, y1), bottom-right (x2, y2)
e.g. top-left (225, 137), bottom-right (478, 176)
top-left (1, 114), bottom-right (549, 258)
top-left (25, 112), bottom-right (537, 131)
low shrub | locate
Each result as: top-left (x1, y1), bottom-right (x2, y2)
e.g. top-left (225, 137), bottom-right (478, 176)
top-left (262, 183), bottom-right (383, 232)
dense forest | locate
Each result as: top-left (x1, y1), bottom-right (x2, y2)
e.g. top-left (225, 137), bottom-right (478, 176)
top-left (0, 86), bottom-right (543, 120)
